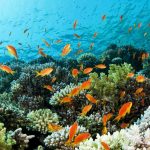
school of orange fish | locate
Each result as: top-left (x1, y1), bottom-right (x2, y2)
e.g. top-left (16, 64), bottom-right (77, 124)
top-left (0, 16), bottom-right (150, 150)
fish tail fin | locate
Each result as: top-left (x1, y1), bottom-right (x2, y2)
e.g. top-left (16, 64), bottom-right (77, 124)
top-left (67, 93), bottom-right (72, 97)
top-left (114, 115), bottom-right (121, 122)
top-left (11, 71), bottom-right (15, 75)
top-left (65, 139), bottom-right (71, 146)
top-left (35, 71), bottom-right (40, 77)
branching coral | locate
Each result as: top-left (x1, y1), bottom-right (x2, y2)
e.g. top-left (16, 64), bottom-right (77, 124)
top-left (77, 112), bottom-right (102, 137)
top-left (0, 123), bottom-right (16, 150)
top-left (49, 83), bottom-right (78, 105)
top-left (9, 128), bottom-right (35, 150)
top-left (89, 63), bottom-right (133, 101)
top-left (27, 109), bottom-right (60, 134)
top-left (44, 125), bottom-right (88, 149)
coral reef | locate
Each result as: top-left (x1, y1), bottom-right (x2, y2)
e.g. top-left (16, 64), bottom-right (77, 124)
top-left (9, 128), bottom-right (35, 150)
top-left (0, 123), bottom-right (16, 150)
top-left (77, 53), bottom-right (98, 68)
top-left (27, 109), bottom-right (60, 134)
top-left (0, 92), bottom-right (26, 130)
top-left (89, 63), bottom-right (133, 101)
top-left (0, 44), bottom-right (149, 149)
top-left (99, 44), bottom-right (148, 72)
top-left (44, 125), bottom-right (87, 149)
top-left (76, 106), bottom-right (150, 150)
top-left (49, 83), bottom-right (79, 105)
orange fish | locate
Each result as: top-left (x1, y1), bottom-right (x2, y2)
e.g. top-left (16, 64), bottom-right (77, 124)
top-left (38, 50), bottom-right (47, 58)
top-left (44, 85), bottom-right (54, 92)
top-left (120, 91), bottom-right (126, 99)
top-left (0, 65), bottom-right (15, 75)
top-left (101, 141), bottom-right (110, 150)
top-left (6, 45), bottom-right (18, 59)
top-left (95, 64), bottom-right (106, 69)
top-left (114, 102), bottom-right (132, 121)
top-left (61, 44), bottom-right (71, 56)
top-left (72, 69), bottom-right (79, 78)
top-left (72, 133), bottom-right (91, 145)
top-left (93, 32), bottom-right (98, 38)
top-left (85, 94), bottom-right (97, 104)
top-left (83, 68), bottom-right (93, 74)
top-left (80, 104), bottom-right (92, 116)
top-left (73, 20), bottom-right (78, 29)
top-left (42, 39), bottom-right (50, 47)
top-left (73, 33), bottom-right (81, 39)
top-left (102, 113), bottom-right (113, 126)
top-left (48, 123), bottom-right (63, 132)
top-left (60, 97), bottom-right (73, 104)
top-left (66, 122), bottom-right (78, 144)
top-left (127, 72), bottom-right (134, 78)
top-left (36, 68), bottom-right (53, 77)
top-left (80, 79), bottom-right (91, 90)
top-left (120, 122), bottom-right (129, 129)
top-left (69, 86), bottom-right (81, 97)
top-left (139, 92), bottom-right (146, 97)
top-left (55, 39), bottom-right (62, 44)
top-left (89, 43), bottom-right (94, 50)
top-left (102, 15), bottom-right (106, 20)
top-left (135, 87), bottom-right (143, 95)
top-left (51, 77), bottom-right (57, 83)
top-left (136, 75), bottom-right (145, 83)
top-left (102, 126), bottom-right (107, 135)
top-left (120, 15), bottom-right (123, 22)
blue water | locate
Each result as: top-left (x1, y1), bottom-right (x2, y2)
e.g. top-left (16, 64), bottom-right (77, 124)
top-left (0, 0), bottom-right (150, 62)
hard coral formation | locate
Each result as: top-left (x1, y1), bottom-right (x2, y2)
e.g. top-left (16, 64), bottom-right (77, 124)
top-left (0, 92), bottom-right (26, 130)
top-left (100, 44), bottom-right (147, 72)
top-left (10, 128), bottom-right (35, 150)
top-left (77, 53), bottom-right (98, 67)
top-left (0, 44), bottom-right (149, 149)
top-left (89, 63), bottom-right (133, 101)
top-left (76, 106), bottom-right (150, 150)
top-left (0, 123), bottom-right (16, 150)
top-left (44, 125), bottom-right (87, 149)
top-left (77, 112), bottom-right (102, 137)
top-left (27, 109), bottom-right (60, 134)
top-left (49, 83), bottom-right (78, 105)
